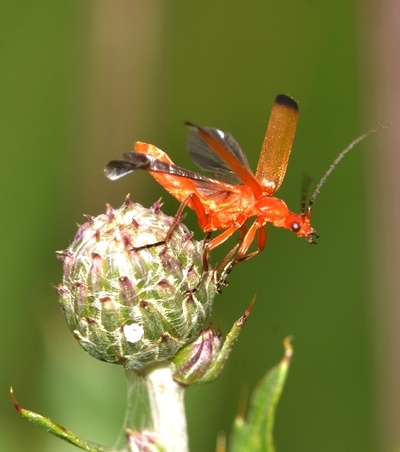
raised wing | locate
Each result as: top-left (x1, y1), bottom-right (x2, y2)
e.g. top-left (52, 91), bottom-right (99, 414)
top-left (105, 151), bottom-right (212, 183)
top-left (186, 124), bottom-right (252, 185)
top-left (186, 123), bottom-right (263, 197)
top-left (105, 146), bottom-right (244, 209)
top-left (255, 94), bottom-right (299, 194)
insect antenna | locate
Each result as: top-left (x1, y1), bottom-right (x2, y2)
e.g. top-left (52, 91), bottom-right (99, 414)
top-left (308, 123), bottom-right (390, 212)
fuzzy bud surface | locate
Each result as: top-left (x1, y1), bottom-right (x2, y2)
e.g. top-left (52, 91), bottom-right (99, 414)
top-left (57, 197), bottom-right (215, 371)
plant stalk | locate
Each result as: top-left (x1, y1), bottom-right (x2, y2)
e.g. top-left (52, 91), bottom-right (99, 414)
top-left (144, 361), bottom-right (188, 452)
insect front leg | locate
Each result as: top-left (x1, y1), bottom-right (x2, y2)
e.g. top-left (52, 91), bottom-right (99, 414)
top-left (217, 223), bottom-right (266, 289)
top-left (205, 225), bottom-right (241, 252)
top-left (205, 211), bottom-right (248, 253)
top-left (236, 220), bottom-right (266, 262)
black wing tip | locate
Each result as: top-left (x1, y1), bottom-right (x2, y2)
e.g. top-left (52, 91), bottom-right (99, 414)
top-left (185, 121), bottom-right (208, 136)
top-left (275, 94), bottom-right (298, 111)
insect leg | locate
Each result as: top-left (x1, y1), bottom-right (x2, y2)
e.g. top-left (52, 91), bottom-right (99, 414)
top-left (205, 211), bottom-right (247, 252)
top-left (214, 247), bottom-right (238, 292)
top-left (236, 220), bottom-right (262, 260)
top-left (205, 225), bottom-right (241, 251)
top-left (174, 193), bottom-right (212, 271)
top-left (196, 225), bottom-right (241, 290)
top-left (214, 224), bottom-right (248, 290)
top-left (132, 193), bottom-right (206, 252)
top-left (183, 192), bottom-right (209, 230)
top-left (201, 232), bottom-right (212, 272)
top-left (217, 222), bottom-right (265, 289)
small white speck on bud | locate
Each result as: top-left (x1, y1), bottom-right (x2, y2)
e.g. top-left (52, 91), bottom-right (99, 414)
top-left (124, 324), bottom-right (145, 343)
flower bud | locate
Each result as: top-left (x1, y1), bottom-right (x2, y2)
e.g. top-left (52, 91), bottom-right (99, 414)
top-left (126, 429), bottom-right (160, 452)
top-left (171, 298), bottom-right (254, 386)
top-left (57, 197), bottom-right (215, 371)
top-left (171, 326), bottom-right (222, 386)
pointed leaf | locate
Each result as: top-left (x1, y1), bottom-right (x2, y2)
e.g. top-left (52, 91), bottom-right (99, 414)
top-left (230, 338), bottom-right (293, 452)
top-left (10, 387), bottom-right (111, 452)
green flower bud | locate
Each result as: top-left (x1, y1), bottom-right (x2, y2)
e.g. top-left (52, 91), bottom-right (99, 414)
top-left (57, 197), bottom-right (216, 371)
top-left (171, 326), bottom-right (222, 386)
top-left (171, 299), bottom-right (254, 386)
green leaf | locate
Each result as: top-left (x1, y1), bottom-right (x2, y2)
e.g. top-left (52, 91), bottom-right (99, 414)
top-left (10, 387), bottom-right (111, 452)
top-left (229, 338), bottom-right (293, 452)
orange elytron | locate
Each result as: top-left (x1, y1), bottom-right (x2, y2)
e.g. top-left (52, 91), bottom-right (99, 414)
top-left (105, 94), bottom-right (336, 263)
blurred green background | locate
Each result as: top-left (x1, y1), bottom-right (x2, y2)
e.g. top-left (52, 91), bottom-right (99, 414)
top-left (0, 1), bottom-right (393, 451)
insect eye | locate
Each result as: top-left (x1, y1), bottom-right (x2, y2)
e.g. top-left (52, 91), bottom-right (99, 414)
top-left (290, 221), bottom-right (301, 232)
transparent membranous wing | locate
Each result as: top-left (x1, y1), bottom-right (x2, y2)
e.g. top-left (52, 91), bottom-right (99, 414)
top-left (105, 151), bottom-right (213, 182)
top-left (186, 124), bottom-right (253, 185)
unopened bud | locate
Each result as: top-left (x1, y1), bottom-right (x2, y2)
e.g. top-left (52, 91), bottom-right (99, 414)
top-left (126, 429), bottom-right (161, 452)
top-left (57, 197), bottom-right (215, 371)
top-left (172, 326), bottom-right (222, 386)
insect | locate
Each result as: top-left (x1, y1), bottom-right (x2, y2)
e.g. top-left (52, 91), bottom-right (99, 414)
top-left (105, 94), bottom-right (376, 269)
